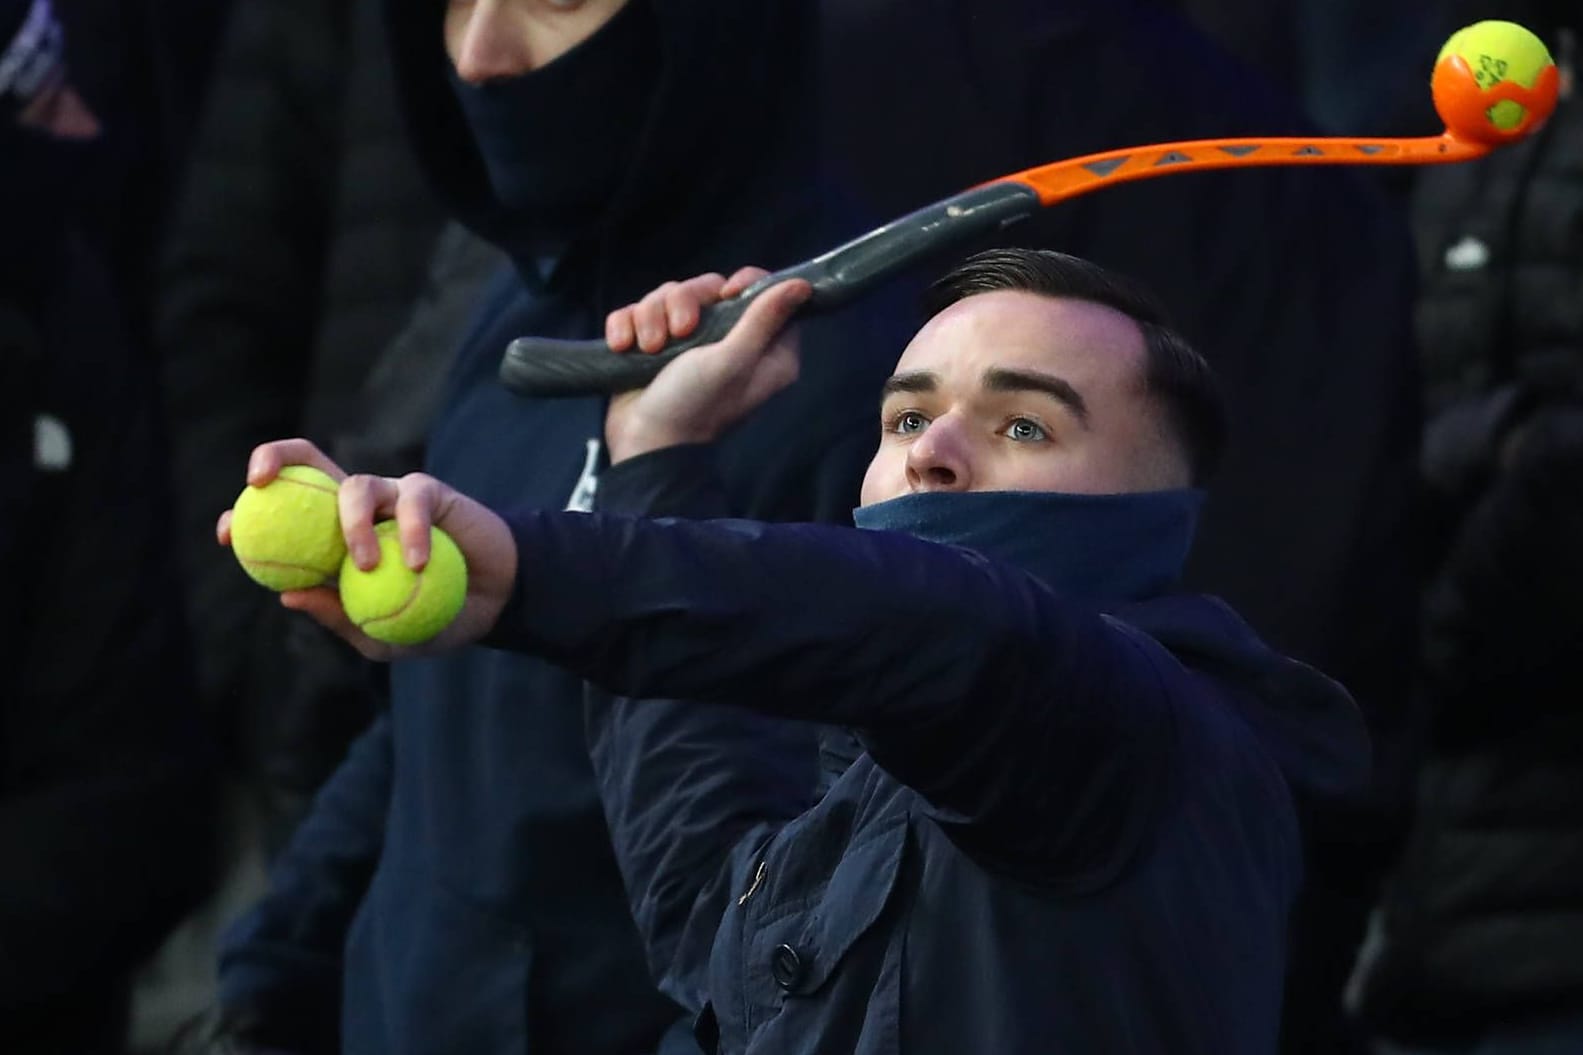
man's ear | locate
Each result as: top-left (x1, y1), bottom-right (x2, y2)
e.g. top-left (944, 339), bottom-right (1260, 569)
top-left (1143, 447), bottom-right (1194, 493)
top-left (1132, 391), bottom-right (1194, 492)
top-left (1139, 415), bottom-right (1195, 493)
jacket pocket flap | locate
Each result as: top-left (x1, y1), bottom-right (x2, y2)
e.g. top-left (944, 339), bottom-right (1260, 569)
top-left (786, 815), bottom-right (908, 994)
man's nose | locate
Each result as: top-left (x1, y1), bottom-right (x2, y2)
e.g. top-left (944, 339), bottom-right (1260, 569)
top-left (904, 417), bottom-right (972, 493)
top-left (452, 3), bottom-right (536, 85)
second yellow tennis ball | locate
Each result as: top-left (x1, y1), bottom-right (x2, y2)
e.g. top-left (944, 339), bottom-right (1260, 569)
top-left (1438, 20), bottom-right (1553, 130)
top-left (339, 522), bottom-right (468, 645)
top-left (231, 465), bottom-right (346, 591)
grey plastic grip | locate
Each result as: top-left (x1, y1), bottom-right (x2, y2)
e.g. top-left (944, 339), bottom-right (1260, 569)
top-left (498, 181), bottom-right (1041, 397)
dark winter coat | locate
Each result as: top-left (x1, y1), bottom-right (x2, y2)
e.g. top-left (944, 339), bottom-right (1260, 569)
top-left (483, 488), bottom-right (1367, 1054)
top-left (1349, 46), bottom-right (1583, 1040)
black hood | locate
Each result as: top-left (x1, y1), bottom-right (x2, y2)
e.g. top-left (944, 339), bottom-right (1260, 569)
top-left (384, 0), bottom-right (813, 301)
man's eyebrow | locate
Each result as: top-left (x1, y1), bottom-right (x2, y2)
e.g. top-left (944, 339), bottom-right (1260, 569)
top-left (880, 371), bottom-right (938, 399)
top-left (982, 367), bottom-right (1089, 425)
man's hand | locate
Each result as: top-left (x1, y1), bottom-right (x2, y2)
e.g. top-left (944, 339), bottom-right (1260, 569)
top-left (216, 439), bottom-right (518, 661)
top-left (603, 268), bottom-right (812, 463)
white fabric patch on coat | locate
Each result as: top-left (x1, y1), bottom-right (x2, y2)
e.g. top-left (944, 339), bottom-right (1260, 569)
top-left (565, 437), bottom-right (601, 512)
top-left (1444, 235), bottom-right (1490, 273)
top-left (33, 412), bottom-right (71, 471)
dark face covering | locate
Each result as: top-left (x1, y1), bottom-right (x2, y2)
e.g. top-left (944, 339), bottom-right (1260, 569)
top-left (447, 0), bottom-right (661, 252)
top-left (853, 489), bottom-right (1205, 603)
top-left (814, 488), bottom-right (1206, 788)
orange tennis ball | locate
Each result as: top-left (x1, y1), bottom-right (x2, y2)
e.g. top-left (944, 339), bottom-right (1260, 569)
top-left (1433, 21), bottom-right (1558, 143)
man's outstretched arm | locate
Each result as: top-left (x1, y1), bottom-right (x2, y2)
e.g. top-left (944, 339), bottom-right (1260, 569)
top-left (490, 506), bottom-right (1180, 880)
top-left (235, 432), bottom-right (1183, 880)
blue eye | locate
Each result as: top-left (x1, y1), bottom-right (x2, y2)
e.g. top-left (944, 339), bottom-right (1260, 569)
top-left (889, 411), bottom-right (929, 435)
top-left (1006, 418), bottom-right (1047, 442)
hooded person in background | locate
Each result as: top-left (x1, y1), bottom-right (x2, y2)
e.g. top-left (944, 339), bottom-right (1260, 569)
top-left (0, 2), bottom-right (216, 1051)
top-left (191, 4), bottom-right (904, 1053)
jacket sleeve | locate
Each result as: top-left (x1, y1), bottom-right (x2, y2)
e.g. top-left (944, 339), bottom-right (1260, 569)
top-left (156, 0), bottom-right (346, 732)
top-left (493, 510), bottom-right (1180, 879)
top-left (216, 712), bottom-right (394, 1048)
top-left (581, 448), bottom-right (819, 1013)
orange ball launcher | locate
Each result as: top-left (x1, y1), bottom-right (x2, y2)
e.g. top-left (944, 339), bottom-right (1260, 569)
top-left (502, 29), bottom-right (1562, 397)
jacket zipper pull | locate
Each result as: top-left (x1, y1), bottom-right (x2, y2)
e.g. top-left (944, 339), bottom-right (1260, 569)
top-left (738, 859), bottom-right (767, 906)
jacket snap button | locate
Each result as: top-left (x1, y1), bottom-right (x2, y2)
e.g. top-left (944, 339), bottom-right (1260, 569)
top-left (770, 943), bottom-right (805, 991)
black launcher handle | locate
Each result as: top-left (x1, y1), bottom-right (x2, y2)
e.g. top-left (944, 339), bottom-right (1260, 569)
top-left (498, 181), bottom-right (1040, 398)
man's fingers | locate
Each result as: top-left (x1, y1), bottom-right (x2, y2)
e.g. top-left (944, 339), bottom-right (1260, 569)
top-left (216, 509), bottom-right (233, 546)
top-left (721, 266), bottom-right (770, 299)
top-left (664, 288), bottom-right (701, 338)
top-left (612, 272), bottom-right (732, 355)
top-left (723, 279), bottom-right (812, 358)
top-left (668, 272), bottom-right (727, 336)
top-left (394, 474), bottom-right (443, 570)
top-left (635, 283), bottom-right (680, 353)
top-left (247, 438), bottom-right (345, 486)
top-left (280, 584), bottom-right (349, 626)
top-left (606, 307), bottom-right (636, 352)
top-left (679, 272), bottom-right (728, 298)
top-left (339, 474), bottom-right (402, 571)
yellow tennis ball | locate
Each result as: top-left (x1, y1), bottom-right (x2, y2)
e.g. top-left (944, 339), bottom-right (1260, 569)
top-left (1437, 20), bottom-right (1553, 131)
top-left (338, 522), bottom-right (468, 646)
top-left (230, 465), bottom-right (346, 591)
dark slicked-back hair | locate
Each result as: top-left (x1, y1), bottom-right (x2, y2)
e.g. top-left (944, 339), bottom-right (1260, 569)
top-left (922, 248), bottom-right (1227, 484)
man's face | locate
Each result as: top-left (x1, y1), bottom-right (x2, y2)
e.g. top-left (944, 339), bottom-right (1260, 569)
top-left (859, 290), bottom-right (1190, 507)
top-left (445, 0), bottom-right (629, 83)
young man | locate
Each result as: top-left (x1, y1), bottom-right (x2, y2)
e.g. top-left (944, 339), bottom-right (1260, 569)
top-left (211, 2), bottom-right (1417, 1051)
top-left (236, 249), bottom-right (1369, 1053)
